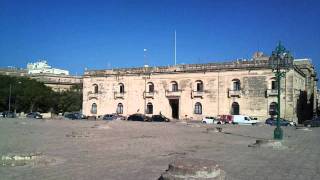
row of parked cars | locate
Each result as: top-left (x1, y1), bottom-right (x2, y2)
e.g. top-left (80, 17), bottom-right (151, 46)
top-left (202, 115), bottom-right (259, 125)
top-left (3, 110), bottom-right (320, 127)
top-left (202, 115), bottom-right (297, 126)
top-left (1, 111), bottom-right (43, 119)
top-left (102, 113), bottom-right (170, 122)
top-left (127, 114), bottom-right (170, 122)
top-left (63, 112), bottom-right (170, 122)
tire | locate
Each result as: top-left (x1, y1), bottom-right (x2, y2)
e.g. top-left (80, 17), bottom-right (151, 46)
top-left (217, 122), bottom-right (221, 125)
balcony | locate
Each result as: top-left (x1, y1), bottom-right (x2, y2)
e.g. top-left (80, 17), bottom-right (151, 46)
top-left (266, 89), bottom-right (278, 97)
top-left (228, 89), bottom-right (241, 98)
top-left (114, 92), bottom-right (125, 99)
top-left (165, 90), bottom-right (182, 98)
top-left (144, 91), bottom-right (154, 98)
top-left (191, 90), bottom-right (204, 98)
top-left (87, 91), bottom-right (99, 100)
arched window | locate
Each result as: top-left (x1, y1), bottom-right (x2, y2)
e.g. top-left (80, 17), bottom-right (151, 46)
top-left (147, 82), bottom-right (154, 93)
top-left (93, 84), bottom-right (98, 94)
top-left (231, 102), bottom-right (240, 115)
top-left (171, 81), bottom-right (178, 92)
top-left (232, 79), bottom-right (241, 91)
top-left (195, 80), bottom-right (204, 92)
top-left (117, 103), bottom-right (123, 114)
top-left (146, 102), bottom-right (153, 114)
top-left (269, 102), bottom-right (278, 116)
top-left (194, 102), bottom-right (202, 114)
top-left (119, 83), bottom-right (125, 93)
top-left (91, 103), bottom-right (97, 114)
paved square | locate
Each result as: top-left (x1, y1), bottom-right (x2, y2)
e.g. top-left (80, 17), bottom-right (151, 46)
top-left (0, 118), bottom-right (319, 180)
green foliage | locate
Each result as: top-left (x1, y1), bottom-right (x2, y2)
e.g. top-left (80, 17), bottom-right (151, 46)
top-left (0, 75), bottom-right (82, 113)
top-left (55, 85), bottom-right (82, 113)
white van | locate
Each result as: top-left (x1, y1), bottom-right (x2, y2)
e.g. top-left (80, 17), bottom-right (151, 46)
top-left (232, 115), bottom-right (258, 125)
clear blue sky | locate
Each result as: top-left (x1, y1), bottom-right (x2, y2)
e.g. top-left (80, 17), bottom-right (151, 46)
top-left (0, 0), bottom-right (319, 77)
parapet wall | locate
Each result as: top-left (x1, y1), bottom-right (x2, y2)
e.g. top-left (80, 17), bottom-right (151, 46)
top-left (85, 59), bottom-right (271, 76)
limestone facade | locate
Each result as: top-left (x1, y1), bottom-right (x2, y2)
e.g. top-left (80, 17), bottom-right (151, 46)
top-left (82, 58), bottom-right (317, 123)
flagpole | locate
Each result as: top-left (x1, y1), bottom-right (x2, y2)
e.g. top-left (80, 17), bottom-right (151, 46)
top-left (174, 30), bottom-right (177, 65)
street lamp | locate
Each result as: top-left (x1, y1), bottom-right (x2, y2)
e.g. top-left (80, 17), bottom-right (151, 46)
top-left (269, 42), bottom-right (293, 140)
top-left (8, 84), bottom-right (12, 113)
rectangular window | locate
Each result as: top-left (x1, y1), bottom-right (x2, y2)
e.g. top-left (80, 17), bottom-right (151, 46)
top-left (271, 81), bottom-right (278, 90)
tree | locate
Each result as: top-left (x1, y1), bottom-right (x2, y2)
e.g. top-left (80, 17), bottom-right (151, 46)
top-left (0, 75), bottom-right (82, 114)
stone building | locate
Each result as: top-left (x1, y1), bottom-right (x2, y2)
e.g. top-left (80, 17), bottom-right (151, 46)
top-left (0, 66), bottom-right (82, 92)
top-left (82, 52), bottom-right (317, 123)
top-left (29, 73), bottom-right (82, 92)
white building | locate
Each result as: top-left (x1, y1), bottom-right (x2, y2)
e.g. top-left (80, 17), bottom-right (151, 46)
top-left (27, 60), bottom-right (69, 75)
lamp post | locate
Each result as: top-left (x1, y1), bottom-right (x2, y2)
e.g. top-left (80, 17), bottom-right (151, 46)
top-left (8, 81), bottom-right (22, 113)
top-left (8, 84), bottom-right (12, 112)
top-left (269, 42), bottom-right (293, 140)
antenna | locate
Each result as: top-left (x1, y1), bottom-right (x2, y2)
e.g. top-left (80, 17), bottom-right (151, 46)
top-left (174, 30), bottom-right (177, 65)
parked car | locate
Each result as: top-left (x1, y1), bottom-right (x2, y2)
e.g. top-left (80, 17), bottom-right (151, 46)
top-left (73, 112), bottom-right (87, 119)
top-left (127, 114), bottom-right (151, 121)
top-left (265, 118), bottom-right (296, 126)
top-left (103, 114), bottom-right (115, 120)
top-left (151, 115), bottom-right (170, 122)
top-left (2, 111), bottom-right (16, 118)
top-left (26, 112), bottom-right (43, 119)
top-left (217, 115), bottom-right (233, 124)
top-left (232, 115), bottom-right (259, 125)
top-left (64, 113), bottom-right (82, 120)
top-left (102, 114), bottom-right (125, 120)
top-left (303, 117), bottom-right (320, 127)
top-left (202, 116), bottom-right (217, 124)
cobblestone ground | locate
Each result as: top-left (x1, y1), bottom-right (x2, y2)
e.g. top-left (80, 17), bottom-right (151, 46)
top-left (0, 118), bottom-right (319, 180)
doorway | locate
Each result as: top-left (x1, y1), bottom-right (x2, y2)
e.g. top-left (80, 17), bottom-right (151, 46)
top-left (231, 102), bottom-right (240, 115)
top-left (169, 99), bottom-right (179, 119)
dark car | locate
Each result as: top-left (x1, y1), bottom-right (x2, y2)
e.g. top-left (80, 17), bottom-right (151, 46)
top-left (73, 112), bottom-right (87, 119)
top-left (303, 117), bottom-right (320, 127)
top-left (26, 112), bottom-right (43, 119)
top-left (127, 114), bottom-right (151, 121)
top-left (3, 111), bottom-right (16, 118)
top-left (64, 113), bottom-right (82, 120)
top-left (265, 118), bottom-right (295, 126)
top-left (151, 115), bottom-right (170, 122)
top-left (103, 114), bottom-right (126, 121)
top-left (102, 114), bottom-right (117, 121)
